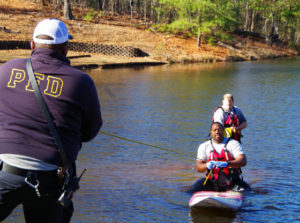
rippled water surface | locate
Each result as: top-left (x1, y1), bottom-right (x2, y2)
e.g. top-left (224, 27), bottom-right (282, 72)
top-left (6, 57), bottom-right (300, 222)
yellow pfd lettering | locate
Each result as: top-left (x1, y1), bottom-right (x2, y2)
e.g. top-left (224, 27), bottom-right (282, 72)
top-left (7, 69), bottom-right (26, 88)
top-left (44, 76), bottom-right (63, 97)
top-left (7, 69), bottom-right (63, 98)
top-left (25, 73), bottom-right (45, 92)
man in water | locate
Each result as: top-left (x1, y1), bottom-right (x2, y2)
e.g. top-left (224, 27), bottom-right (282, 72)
top-left (188, 122), bottom-right (249, 193)
top-left (212, 93), bottom-right (247, 142)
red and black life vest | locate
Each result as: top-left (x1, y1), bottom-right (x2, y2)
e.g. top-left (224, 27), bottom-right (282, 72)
top-left (207, 139), bottom-right (241, 191)
top-left (212, 106), bottom-right (241, 141)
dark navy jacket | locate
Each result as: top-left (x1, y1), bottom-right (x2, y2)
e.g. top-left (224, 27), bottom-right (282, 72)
top-left (0, 48), bottom-right (102, 166)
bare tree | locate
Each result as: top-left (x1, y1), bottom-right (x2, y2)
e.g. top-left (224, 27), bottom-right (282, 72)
top-left (39, 0), bottom-right (46, 6)
top-left (244, 2), bottom-right (249, 31)
top-left (98, 0), bottom-right (103, 11)
top-left (130, 0), bottom-right (133, 24)
top-left (53, 0), bottom-right (63, 11)
top-left (250, 10), bottom-right (256, 32)
top-left (64, 0), bottom-right (74, 20)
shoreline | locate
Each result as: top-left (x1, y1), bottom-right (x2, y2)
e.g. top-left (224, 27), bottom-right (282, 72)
top-left (0, 47), bottom-right (298, 71)
top-left (0, 49), bottom-right (166, 70)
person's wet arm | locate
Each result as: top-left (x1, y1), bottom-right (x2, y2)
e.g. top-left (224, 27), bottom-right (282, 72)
top-left (227, 154), bottom-right (247, 168)
top-left (195, 159), bottom-right (209, 173)
top-left (235, 108), bottom-right (247, 131)
top-left (237, 121), bottom-right (247, 131)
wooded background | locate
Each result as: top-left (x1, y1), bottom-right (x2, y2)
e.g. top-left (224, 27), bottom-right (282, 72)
top-left (30, 0), bottom-right (300, 48)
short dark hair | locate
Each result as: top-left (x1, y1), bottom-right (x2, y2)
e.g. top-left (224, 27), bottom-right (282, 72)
top-left (210, 122), bottom-right (224, 130)
top-left (34, 35), bottom-right (67, 50)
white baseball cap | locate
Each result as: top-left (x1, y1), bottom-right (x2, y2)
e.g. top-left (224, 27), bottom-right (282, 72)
top-left (33, 18), bottom-right (73, 44)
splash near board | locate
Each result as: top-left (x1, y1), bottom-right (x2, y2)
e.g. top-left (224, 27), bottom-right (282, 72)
top-left (189, 191), bottom-right (243, 211)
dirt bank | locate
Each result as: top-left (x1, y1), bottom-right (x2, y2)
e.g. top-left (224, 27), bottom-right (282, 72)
top-left (0, 0), bottom-right (298, 69)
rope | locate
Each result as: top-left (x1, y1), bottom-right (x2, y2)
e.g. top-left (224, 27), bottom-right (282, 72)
top-left (99, 130), bottom-right (194, 161)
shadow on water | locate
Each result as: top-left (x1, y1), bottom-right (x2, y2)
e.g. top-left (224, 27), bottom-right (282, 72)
top-left (189, 207), bottom-right (238, 223)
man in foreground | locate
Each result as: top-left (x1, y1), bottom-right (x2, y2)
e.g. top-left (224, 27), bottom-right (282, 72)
top-left (0, 18), bottom-right (102, 222)
top-left (188, 122), bottom-right (249, 194)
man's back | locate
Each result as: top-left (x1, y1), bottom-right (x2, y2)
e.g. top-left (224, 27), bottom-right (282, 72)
top-left (0, 48), bottom-right (102, 166)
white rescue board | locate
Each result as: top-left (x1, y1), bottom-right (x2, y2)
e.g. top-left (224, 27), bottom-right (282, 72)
top-left (189, 191), bottom-right (243, 211)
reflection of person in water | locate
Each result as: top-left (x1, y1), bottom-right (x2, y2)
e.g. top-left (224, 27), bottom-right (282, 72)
top-left (188, 122), bottom-right (250, 193)
top-left (190, 206), bottom-right (237, 223)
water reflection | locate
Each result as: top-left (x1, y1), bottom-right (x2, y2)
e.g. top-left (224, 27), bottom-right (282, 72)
top-left (190, 207), bottom-right (238, 223)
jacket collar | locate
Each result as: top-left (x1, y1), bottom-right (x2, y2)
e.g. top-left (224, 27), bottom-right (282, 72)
top-left (31, 48), bottom-right (70, 65)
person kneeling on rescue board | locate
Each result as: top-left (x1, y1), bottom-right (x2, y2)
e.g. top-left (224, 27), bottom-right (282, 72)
top-left (212, 93), bottom-right (247, 143)
top-left (188, 122), bottom-right (250, 194)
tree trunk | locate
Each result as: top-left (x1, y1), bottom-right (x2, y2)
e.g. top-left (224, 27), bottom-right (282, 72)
top-left (250, 10), bottom-right (255, 32)
top-left (53, 0), bottom-right (57, 10)
top-left (110, 0), bottom-right (114, 16)
top-left (98, 0), bottom-right (103, 11)
top-left (63, 0), bottom-right (74, 20)
top-left (197, 28), bottom-right (201, 47)
top-left (144, 0), bottom-right (147, 26)
top-left (244, 2), bottom-right (249, 31)
top-left (130, 0), bottom-right (133, 25)
top-left (80, 0), bottom-right (85, 14)
top-left (39, 0), bottom-right (46, 6)
top-left (152, 0), bottom-right (157, 23)
top-left (268, 14), bottom-right (275, 47)
top-left (53, 0), bottom-right (62, 11)
top-left (263, 18), bottom-right (269, 33)
top-left (102, 0), bottom-right (106, 12)
top-left (137, 0), bottom-right (141, 20)
top-left (295, 32), bottom-right (300, 45)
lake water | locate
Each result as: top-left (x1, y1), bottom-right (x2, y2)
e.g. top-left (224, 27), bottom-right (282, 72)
top-left (5, 57), bottom-right (300, 222)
